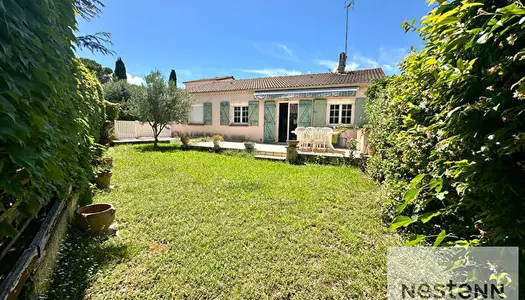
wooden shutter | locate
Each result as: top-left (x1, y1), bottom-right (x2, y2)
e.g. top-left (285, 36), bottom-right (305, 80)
top-left (203, 102), bottom-right (212, 125)
top-left (220, 101), bottom-right (229, 125)
top-left (248, 101), bottom-right (259, 126)
top-left (312, 99), bottom-right (327, 127)
top-left (263, 101), bottom-right (276, 143)
top-left (298, 100), bottom-right (313, 127)
top-left (354, 98), bottom-right (367, 127)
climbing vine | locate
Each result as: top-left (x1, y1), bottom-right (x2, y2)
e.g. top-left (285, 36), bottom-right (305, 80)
top-left (0, 0), bottom-right (106, 235)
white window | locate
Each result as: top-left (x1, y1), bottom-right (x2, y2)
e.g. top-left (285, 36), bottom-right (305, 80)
top-left (328, 104), bottom-right (352, 125)
top-left (233, 106), bottom-right (249, 124)
top-left (190, 105), bottom-right (203, 124)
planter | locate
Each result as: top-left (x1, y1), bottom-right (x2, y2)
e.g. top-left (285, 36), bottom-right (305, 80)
top-left (180, 136), bottom-right (190, 145)
top-left (286, 140), bottom-right (300, 148)
top-left (95, 170), bottom-right (112, 189)
top-left (244, 142), bottom-right (255, 152)
top-left (75, 203), bottom-right (115, 234)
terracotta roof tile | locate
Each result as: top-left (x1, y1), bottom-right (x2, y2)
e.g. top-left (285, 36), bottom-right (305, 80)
top-left (185, 68), bottom-right (385, 93)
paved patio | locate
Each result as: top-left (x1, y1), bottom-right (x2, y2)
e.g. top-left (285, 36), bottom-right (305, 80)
top-left (113, 137), bottom-right (175, 144)
top-left (191, 141), bottom-right (353, 157)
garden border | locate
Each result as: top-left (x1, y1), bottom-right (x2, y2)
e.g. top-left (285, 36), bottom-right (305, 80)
top-left (0, 193), bottom-right (79, 300)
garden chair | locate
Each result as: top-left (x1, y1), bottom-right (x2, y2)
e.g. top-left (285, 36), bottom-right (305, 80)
top-left (323, 127), bottom-right (337, 152)
top-left (303, 127), bottom-right (314, 151)
top-left (293, 127), bottom-right (306, 148)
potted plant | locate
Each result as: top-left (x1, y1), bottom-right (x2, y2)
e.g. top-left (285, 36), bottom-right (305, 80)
top-left (95, 168), bottom-right (112, 189)
top-left (244, 141), bottom-right (255, 153)
top-left (101, 156), bottom-right (113, 168)
top-left (180, 133), bottom-right (191, 150)
top-left (346, 138), bottom-right (358, 156)
top-left (212, 134), bottom-right (223, 148)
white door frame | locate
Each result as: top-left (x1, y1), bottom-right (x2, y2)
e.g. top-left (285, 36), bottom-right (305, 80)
top-left (276, 101), bottom-right (299, 142)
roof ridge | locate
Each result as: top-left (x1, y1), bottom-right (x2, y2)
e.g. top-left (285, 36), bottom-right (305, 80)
top-left (229, 68), bottom-right (383, 82)
top-left (185, 68), bottom-right (385, 93)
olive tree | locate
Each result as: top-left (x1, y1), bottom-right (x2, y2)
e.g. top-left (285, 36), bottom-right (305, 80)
top-left (131, 71), bottom-right (194, 147)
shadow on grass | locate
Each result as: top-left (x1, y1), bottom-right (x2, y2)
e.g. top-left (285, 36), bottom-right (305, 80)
top-left (44, 227), bottom-right (128, 299)
top-left (135, 144), bottom-right (182, 153)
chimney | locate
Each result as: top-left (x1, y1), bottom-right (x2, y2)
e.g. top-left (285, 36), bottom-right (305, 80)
top-left (337, 52), bottom-right (347, 73)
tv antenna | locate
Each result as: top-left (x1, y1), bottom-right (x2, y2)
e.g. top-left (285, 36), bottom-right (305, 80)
top-left (345, 0), bottom-right (356, 55)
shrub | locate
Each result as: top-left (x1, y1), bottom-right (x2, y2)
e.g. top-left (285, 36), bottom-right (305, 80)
top-left (212, 134), bottom-right (224, 142)
top-left (366, 0), bottom-right (525, 256)
top-left (103, 80), bottom-right (136, 120)
top-left (104, 100), bottom-right (120, 121)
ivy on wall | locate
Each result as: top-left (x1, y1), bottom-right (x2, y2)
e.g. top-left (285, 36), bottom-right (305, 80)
top-left (0, 0), bottom-right (106, 235)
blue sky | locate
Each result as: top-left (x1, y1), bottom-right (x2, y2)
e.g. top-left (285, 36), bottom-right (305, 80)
top-left (76, 0), bottom-right (432, 85)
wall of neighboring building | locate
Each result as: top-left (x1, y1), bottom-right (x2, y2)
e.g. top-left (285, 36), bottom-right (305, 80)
top-left (171, 91), bottom-right (265, 142)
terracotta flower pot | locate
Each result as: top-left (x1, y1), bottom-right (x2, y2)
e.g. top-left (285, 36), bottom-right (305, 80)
top-left (75, 203), bottom-right (116, 234)
top-left (95, 170), bottom-right (112, 189)
top-left (181, 136), bottom-right (190, 145)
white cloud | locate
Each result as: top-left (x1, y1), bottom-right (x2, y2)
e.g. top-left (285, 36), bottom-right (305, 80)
top-left (313, 59), bottom-right (360, 72)
top-left (345, 61), bottom-right (360, 71)
top-left (253, 42), bottom-right (300, 62)
top-left (127, 73), bottom-right (145, 85)
top-left (313, 47), bottom-right (410, 75)
top-left (352, 54), bottom-right (379, 68)
top-left (379, 47), bottom-right (409, 63)
top-left (241, 68), bottom-right (302, 77)
top-left (381, 64), bottom-right (396, 74)
top-left (313, 59), bottom-right (338, 71)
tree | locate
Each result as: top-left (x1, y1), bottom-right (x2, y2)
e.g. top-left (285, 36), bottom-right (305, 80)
top-left (103, 80), bottom-right (137, 120)
top-left (169, 69), bottom-right (177, 87)
top-left (80, 58), bottom-right (113, 84)
top-left (114, 57), bottom-right (127, 81)
top-left (75, 0), bottom-right (115, 55)
top-left (130, 71), bottom-right (194, 148)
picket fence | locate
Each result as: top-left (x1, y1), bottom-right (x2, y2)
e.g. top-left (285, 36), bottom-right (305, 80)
top-left (114, 120), bottom-right (172, 140)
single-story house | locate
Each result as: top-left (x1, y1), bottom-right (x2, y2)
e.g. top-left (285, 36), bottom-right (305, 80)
top-left (171, 67), bottom-right (384, 147)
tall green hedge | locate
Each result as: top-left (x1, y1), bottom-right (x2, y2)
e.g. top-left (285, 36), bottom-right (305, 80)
top-left (0, 0), bottom-right (104, 235)
top-left (366, 0), bottom-right (525, 250)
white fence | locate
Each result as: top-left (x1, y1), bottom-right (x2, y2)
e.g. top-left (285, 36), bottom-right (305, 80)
top-left (114, 120), bottom-right (172, 140)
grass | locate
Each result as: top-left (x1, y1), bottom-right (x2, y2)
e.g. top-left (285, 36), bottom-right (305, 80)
top-left (45, 144), bottom-right (400, 299)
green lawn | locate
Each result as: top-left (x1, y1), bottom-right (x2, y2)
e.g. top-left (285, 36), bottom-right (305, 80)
top-left (45, 144), bottom-right (400, 299)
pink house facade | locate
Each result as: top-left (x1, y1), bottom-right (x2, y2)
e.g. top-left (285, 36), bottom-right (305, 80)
top-left (171, 68), bottom-right (384, 147)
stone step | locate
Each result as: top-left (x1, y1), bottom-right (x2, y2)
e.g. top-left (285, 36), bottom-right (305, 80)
top-left (254, 155), bottom-right (287, 161)
top-left (255, 151), bottom-right (286, 157)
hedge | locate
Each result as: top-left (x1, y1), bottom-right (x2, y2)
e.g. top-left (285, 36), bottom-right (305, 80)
top-left (365, 0), bottom-right (524, 284)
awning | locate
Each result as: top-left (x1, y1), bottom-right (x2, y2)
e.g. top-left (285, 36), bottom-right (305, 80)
top-left (253, 87), bottom-right (358, 100)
